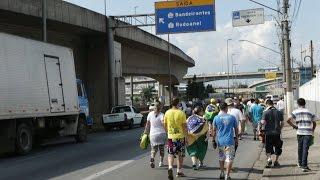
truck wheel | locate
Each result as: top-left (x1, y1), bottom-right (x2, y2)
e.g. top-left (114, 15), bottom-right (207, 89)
top-left (75, 116), bottom-right (87, 143)
top-left (16, 123), bottom-right (33, 155)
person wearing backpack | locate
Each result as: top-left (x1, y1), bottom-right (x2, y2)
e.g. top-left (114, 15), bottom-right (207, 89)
top-left (260, 99), bottom-right (284, 168)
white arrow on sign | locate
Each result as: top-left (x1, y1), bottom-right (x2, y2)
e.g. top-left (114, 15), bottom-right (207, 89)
top-left (159, 18), bottom-right (165, 24)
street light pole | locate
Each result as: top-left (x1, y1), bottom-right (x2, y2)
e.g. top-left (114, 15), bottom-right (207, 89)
top-left (227, 39), bottom-right (232, 94)
top-left (231, 53), bottom-right (237, 93)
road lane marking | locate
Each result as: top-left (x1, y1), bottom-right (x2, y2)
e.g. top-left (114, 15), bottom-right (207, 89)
top-left (82, 153), bottom-right (148, 180)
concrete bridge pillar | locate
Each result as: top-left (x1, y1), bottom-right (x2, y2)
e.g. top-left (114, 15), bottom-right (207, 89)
top-left (158, 84), bottom-right (177, 106)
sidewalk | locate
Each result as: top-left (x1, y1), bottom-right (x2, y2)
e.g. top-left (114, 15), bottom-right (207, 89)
top-left (255, 126), bottom-right (320, 180)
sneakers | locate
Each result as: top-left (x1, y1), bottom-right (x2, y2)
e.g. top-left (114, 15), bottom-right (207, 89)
top-left (176, 172), bottom-right (186, 178)
top-left (192, 164), bottom-right (198, 170)
top-left (168, 169), bottom-right (173, 180)
top-left (219, 171), bottom-right (225, 179)
top-left (302, 166), bottom-right (311, 172)
top-left (159, 162), bottom-right (164, 167)
top-left (273, 161), bottom-right (280, 168)
top-left (297, 163), bottom-right (302, 168)
top-left (150, 158), bottom-right (155, 169)
top-left (265, 160), bottom-right (272, 168)
top-left (198, 163), bottom-right (206, 169)
top-left (225, 176), bottom-right (231, 180)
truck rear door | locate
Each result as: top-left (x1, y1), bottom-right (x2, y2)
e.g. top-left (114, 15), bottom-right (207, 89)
top-left (44, 55), bottom-right (65, 113)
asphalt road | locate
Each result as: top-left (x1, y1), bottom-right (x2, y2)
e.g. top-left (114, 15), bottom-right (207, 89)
top-left (0, 127), bottom-right (261, 180)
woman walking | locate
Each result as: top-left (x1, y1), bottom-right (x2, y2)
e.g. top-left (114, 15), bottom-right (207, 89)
top-left (144, 102), bottom-right (167, 168)
top-left (186, 106), bottom-right (209, 170)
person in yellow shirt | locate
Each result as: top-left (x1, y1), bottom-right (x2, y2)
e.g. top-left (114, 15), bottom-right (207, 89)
top-left (163, 98), bottom-right (188, 180)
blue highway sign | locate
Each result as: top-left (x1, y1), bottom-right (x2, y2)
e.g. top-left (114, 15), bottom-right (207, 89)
top-left (155, 0), bottom-right (216, 35)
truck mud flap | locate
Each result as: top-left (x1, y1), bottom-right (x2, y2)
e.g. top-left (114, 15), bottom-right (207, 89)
top-left (0, 120), bottom-right (16, 154)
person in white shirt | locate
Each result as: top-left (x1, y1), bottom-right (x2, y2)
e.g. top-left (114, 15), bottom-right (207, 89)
top-left (144, 102), bottom-right (167, 168)
top-left (276, 97), bottom-right (285, 115)
top-left (225, 98), bottom-right (246, 151)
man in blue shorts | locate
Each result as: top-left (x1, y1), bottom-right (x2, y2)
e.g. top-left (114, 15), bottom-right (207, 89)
top-left (212, 102), bottom-right (239, 180)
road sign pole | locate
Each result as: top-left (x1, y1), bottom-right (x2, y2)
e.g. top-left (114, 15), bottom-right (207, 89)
top-left (168, 33), bottom-right (172, 104)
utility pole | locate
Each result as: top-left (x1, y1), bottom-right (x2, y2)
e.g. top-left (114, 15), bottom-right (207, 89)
top-left (282, 0), bottom-right (293, 115)
top-left (310, 40), bottom-right (314, 77)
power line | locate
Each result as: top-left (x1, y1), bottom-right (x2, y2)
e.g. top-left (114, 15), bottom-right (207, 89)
top-left (292, 0), bottom-right (302, 25)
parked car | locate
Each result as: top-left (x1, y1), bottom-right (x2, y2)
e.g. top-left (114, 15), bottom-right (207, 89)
top-left (102, 106), bottom-right (145, 130)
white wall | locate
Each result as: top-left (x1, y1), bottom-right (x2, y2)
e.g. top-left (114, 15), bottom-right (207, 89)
top-left (299, 73), bottom-right (320, 114)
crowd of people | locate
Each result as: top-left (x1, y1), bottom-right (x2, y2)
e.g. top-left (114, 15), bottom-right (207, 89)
top-left (143, 96), bottom-right (317, 180)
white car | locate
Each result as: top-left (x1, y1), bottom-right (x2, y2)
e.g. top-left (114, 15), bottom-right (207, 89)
top-left (102, 106), bottom-right (145, 130)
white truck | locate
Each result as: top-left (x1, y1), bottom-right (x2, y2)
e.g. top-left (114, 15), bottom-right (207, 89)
top-left (0, 33), bottom-right (88, 155)
top-left (102, 106), bottom-right (145, 130)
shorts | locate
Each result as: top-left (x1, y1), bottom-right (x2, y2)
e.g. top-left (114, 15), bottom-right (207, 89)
top-left (151, 144), bottom-right (165, 157)
top-left (265, 134), bottom-right (283, 155)
top-left (167, 139), bottom-right (185, 157)
top-left (218, 145), bottom-right (235, 162)
top-left (252, 121), bottom-right (263, 131)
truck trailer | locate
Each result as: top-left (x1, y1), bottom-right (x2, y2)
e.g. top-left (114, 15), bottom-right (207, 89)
top-left (0, 33), bottom-right (88, 155)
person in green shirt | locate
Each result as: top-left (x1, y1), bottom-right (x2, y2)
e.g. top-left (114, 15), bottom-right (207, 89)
top-left (204, 98), bottom-right (219, 134)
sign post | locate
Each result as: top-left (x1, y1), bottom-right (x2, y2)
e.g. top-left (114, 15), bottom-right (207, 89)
top-left (232, 8), bottom-right (264, 27)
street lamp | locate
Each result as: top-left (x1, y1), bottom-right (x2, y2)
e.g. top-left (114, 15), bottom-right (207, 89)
top-left (232, 63), bottom-right (239, 93)
top-left (227, 39), bottom-right (232, 93)
top-left (231, 53), bottom-right (238, 93)
top-left (304, 55), bottom-right (314, 77)
top-left (134, 6), bottom-right (139, 15)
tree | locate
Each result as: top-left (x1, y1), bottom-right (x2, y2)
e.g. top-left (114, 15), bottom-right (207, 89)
top-left (205, 84), bottom-right (215, 95)
top-left (186, 75), bottom-right (207, 100)
top-left (140, 86), bottom-right (155, 102)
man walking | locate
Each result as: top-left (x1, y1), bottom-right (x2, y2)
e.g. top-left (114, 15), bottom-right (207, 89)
top-left (163, 98), bottom-right (188, 179)
top-left (225, 98), bottom-right (245, 142)
top-left (250, 99), bottom-right (264, 140)
top-left (212, 102), bottom-right (239, 180)
top-left (261, 99), bottom-right (284, 168)
top-left (287, 98), bottom-right (317, 172)
top-left (276, 97), bottom-right (285, 115)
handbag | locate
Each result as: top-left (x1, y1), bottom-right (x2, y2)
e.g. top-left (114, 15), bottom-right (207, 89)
top-left (140, 133), bottom-right (150, 150)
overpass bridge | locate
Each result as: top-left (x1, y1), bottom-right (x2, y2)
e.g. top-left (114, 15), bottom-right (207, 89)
top-left (0, 0), bottom-right (194, 124)
top-left (183, 70), bottom-right (299, 83)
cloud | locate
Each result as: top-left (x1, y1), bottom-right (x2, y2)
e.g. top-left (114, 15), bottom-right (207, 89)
top-left (170, 21), bottom-right (280, 74)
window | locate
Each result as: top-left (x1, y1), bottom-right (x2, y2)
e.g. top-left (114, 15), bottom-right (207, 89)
top-left (113, 106), bottom-right (131, 113)
top-left (132, 107), bottom-right (139, 113)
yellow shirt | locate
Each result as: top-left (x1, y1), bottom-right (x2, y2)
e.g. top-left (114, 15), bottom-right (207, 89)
top-left (164, 108), bottom-right (187, 140)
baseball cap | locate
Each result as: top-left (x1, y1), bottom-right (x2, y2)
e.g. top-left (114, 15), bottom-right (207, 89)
top-left (210, 98), bottom-right (216, 103)
top-left (225, 98), bottom-right (233, 106)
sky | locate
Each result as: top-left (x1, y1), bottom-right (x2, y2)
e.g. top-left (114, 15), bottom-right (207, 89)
top-left (64, 0), bottom-right (320, 76)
